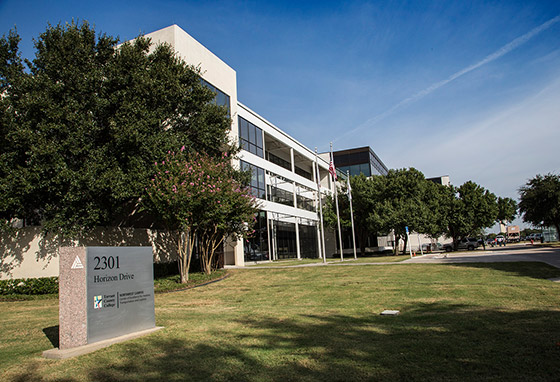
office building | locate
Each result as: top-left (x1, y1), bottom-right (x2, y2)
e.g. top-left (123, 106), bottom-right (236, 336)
top-left (144, 25), bottom-right (337, 266)
top-left (331, 146), bottom-right (389, 177)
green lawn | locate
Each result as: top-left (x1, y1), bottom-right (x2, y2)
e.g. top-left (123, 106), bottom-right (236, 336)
top-left (246, 254), bottom-right (409, 267)
top-left (1, 262), bottom-right (560, 381)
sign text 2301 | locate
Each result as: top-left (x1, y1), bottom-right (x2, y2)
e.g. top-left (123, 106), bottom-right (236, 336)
top-left (93, 256), bottom-right (120, 270)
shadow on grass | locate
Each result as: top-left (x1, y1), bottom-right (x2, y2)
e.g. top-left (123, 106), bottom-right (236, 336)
top-left (42, 325), bottom-right (59, 348)
top-left (14, 302), bottom-right (560, 382)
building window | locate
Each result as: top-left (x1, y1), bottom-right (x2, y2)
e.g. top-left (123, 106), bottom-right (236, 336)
top-left (241, 161), bottom-right (266, 199)
top-left (299, 222), bottom-right (318, 258)
top-left (267, 185), bottom-right (294, 207)
top-left (338, 164), bottom-right (371, 177)
top-left (200, 78), bottom-right (230, 116)
top-left (239, 117), bottom-right (264, 158)
top-left (266, 152), bottom-right (291, 171)
top-left (296, 185), bottom-right (315, 212)
top-left (295, 166), bottom-right (312, 181)
top-left (244, 211), bottom-right (269, 262)
top-left (273, 221), bottom-right (297, 259)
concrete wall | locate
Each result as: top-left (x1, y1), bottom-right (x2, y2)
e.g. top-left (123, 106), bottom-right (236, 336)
top-left (0, 227), bottom-right (178, 280)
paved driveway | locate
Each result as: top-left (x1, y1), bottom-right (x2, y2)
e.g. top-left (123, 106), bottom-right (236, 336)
top-left (403, 244), bottom-right (560, 269)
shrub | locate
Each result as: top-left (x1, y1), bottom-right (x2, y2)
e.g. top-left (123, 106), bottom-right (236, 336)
top-left (0, 277), bottom-right (59, 295)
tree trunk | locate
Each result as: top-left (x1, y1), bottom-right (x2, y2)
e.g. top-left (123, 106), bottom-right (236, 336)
top-left (393, 235), bottom-right (400, 256)
top-left (177, 229), bottom-right (195, 283)
top-left (359, 230), bottom-right (366, 256)
top-left (199, 227), bottom-right (225, 275)
top-left (453, 235), bottom-right (459, 251)
top-left (402, 234), bottom-right (408, 256)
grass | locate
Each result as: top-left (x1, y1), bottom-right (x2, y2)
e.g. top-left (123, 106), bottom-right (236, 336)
top-left (1, 262), bottom-right (560, 381)
top-left (340, 254), bottom-right (410, 263)
top-left (246, 254), bottom-right (409, 267)
top-left (153, 269), bottom-right (228, 293)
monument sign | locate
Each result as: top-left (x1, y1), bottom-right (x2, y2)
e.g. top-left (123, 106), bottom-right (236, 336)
top-left (57, 246), bottom-right (156, 351)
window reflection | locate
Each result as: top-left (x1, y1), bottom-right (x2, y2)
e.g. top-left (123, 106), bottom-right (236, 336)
top-left (239, 117), bottom-right (264, 158)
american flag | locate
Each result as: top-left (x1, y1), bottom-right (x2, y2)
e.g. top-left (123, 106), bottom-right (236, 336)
top-left (328, 160), bottom-right (337, 180)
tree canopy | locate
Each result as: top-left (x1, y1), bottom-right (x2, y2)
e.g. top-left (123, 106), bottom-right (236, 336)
top-left (496, 197), bottom-right (517, 226)
top-left (519, 173), bottom-right (560, 234)
top-left (0, 21), bottom-right (232, 237)
top-left (445, 181), bottom-right (498, 248)
top-left (324, 168), bottom-right (504, 255)
top-left (143, 149), bottom-right (258, 280)
top-left (383, 168), bottom-right (431, 255)
top-left (324, 174), bottom-right (390, 256)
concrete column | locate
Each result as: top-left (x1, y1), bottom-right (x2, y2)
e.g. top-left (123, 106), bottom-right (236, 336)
top-left (316, 222), bottom-right (322, 259)
top-left (271, 216), bottom-right (278, 261)
top-left (295, 218), bottom-right (301, 260)
top-left (293, 182), bottom-right (297, 208)
top-left (233, 238), bottom-right (244, 266)
top-left (312, 161), bottom-right (316, 184)
top-left (290, 148), bottom-right (295, 173)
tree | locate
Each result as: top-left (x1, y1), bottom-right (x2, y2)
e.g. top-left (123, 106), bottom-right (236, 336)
top-left (383, 168), bottom-right (431, 255)
top-left (496, 197), bottom-right (517, 226)
top-left (519, 173), bottom-right (560, 235)
top-left (143, 149), bottom-right (258, 281)
top-left (422, 180), bottom-right (454, 240)
top-left (324, 174), bottom-right (390, 256)
top-left (445, 181), bottom-right (498, 249)
top-left (0, 21), bottom-right (231, 237)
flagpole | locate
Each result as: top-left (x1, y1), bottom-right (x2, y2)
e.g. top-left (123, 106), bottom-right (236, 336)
top-left (347, 170), bottom-right (357, 260)
top-left (315, 148), bottom-right (326, 263)
top-left (330, 142), bottom-right (344, 262)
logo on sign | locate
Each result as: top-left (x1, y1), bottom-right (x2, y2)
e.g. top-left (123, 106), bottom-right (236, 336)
top-left (71, 255), bottom-right (84, 269)
top-left (94, 295), bottom-right (103, 309)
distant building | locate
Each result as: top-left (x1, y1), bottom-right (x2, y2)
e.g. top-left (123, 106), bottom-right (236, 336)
top-left (427, 176), bottom-right (450, 186)
top-left (328, 146), bottom-right (389, 177)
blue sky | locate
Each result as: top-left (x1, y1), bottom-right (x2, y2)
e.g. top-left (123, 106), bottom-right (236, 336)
top-left (2, 0), bottom-right (559, 230)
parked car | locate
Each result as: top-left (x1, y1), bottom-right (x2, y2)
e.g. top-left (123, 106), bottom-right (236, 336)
top-left (528, 233), bottom-right (542, 241)
top-left (422, 243), bottom-right (442, 252)
top-left (443, 238), bottom-right (479, 252)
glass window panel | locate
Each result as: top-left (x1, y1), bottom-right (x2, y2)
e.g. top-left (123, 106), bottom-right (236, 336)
top-left (216, 92), bottom-right (225, 107)
top-left (239, 118), bottom-right (249, 140)
top-left (257, 168), bottom-right (265, 189)
top-left (251, 168), bottom-right (258, 188)
top-left (248, 123), bottom-right (256, 144)
top-left (256, 147), bottom-right (263, 158)
top-left (256, 127), bottom-right (263, 148)
top-left (361, 163), bottom-right (371, 177)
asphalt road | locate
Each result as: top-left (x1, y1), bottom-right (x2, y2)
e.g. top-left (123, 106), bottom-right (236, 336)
top-left (403, 243), bottom-right (560, 269)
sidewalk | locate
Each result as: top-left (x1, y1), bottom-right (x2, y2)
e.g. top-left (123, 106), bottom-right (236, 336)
top-left (231, 245), bottom-right (560, 270)
top-left (402, 246), bottom-right (560, 269)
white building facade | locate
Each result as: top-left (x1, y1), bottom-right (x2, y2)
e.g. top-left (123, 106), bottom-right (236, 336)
top-left (145, 25), bottom-right (335, 266)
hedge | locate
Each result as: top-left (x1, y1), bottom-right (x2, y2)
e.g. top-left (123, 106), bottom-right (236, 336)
top-left (0, 277), bottom-right (59, 295)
